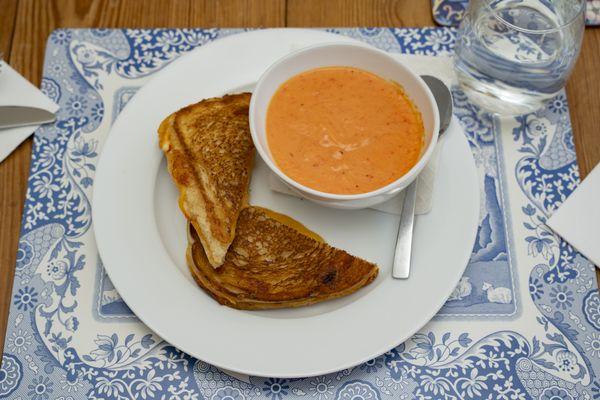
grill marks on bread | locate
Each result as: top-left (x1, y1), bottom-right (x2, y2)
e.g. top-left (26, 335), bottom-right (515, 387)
top-left (160, 94), bottom-right (379, 310)
top-left (186, 207), bottom-right (379, 310)
top-left (158, 93), bottom-right (254, 267)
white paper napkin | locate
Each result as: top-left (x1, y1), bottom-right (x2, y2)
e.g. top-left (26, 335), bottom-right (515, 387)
top-left (269, 54), bottom-right (455, 216)
top-left (0, 61), bottom-right (59, 163)
top-left (548, 163), bottom-right (600, 267)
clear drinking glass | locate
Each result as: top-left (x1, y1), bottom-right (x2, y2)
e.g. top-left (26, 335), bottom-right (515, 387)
top-left (454, 0), bottom-right (585, 114)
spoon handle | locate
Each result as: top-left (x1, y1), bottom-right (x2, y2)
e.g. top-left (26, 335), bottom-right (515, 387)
top-left (392, 180), bottom-right (417, 279)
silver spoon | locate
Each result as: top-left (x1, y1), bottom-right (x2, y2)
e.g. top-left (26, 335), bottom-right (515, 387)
top-left (392, 75), bottom-right (453, 279)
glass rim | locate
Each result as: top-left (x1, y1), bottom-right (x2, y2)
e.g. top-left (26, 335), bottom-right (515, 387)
top-left (483, 0), bottom-right (586, 34)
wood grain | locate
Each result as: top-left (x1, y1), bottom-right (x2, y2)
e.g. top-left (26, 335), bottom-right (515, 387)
top-left (567, 30), bottom-right (600, 179)
top-left (287, 0), bottom-right (434, 26)
top-left (1, 1), bottom-right (599, 353)
top-left (190, 0), bottom-right (285, 26)
top-left (0, 0), bottom-right (18, 57)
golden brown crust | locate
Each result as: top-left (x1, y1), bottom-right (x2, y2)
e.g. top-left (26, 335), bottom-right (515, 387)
top-left (158, 93), bottom-right (254, 267)
top-left (186, 207), bottom-right (379, 310)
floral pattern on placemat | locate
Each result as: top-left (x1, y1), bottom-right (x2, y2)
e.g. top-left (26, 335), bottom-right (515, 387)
top-left (588, 0), bottom-right (600, 25)
top-left (1, 27), bottom-right (599, 400)
top-left (432, 0), bottom-right (600, 26)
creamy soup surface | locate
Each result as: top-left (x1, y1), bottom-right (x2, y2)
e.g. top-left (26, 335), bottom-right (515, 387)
top-left (266, 66), bottom-right (424, 195)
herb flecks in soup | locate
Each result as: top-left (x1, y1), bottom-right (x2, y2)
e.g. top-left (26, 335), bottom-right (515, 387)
top-left (266, 66), bottom-right (424, 195)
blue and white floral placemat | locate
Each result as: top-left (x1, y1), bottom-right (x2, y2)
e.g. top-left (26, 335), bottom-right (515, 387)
top-left (432, 0), bottom-right (600, 26)
top-left (1, 27), bottom-right (599, 400)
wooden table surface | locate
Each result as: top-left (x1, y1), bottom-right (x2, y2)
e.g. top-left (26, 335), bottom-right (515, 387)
top-left (1, 0), bottom-right (599, 351)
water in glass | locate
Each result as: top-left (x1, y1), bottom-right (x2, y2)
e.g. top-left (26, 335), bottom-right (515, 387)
top-left (454, 0), bottom-right (585, 114)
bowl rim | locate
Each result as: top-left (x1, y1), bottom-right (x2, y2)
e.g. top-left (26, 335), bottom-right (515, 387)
top-left (249, 42), bottom-right (440, 201)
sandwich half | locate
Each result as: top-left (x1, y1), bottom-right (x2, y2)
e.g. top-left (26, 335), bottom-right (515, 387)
top-left (186, 206), bottom-right (379, 310)
top-left (159, 93), bottom-right (254, 267)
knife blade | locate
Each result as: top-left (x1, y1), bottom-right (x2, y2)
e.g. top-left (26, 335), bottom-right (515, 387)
top-left (0, 106), bottom-right (56, 129)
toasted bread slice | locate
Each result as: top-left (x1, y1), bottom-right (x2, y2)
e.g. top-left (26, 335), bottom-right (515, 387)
top-left (186, 206), bottom-right (379, 310)
top-left (159, 93), bottom-right (254, 267)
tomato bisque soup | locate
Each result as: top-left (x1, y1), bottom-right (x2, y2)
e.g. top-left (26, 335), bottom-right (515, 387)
top-left (266, 66), bottom-right (425, 195)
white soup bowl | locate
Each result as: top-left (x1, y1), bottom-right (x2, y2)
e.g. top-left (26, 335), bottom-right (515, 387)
top-left (249, 42), bottom-right (439, 209)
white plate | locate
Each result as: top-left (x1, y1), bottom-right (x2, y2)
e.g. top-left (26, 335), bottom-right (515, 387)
top-left (93, 29), bottom-right (479, 378)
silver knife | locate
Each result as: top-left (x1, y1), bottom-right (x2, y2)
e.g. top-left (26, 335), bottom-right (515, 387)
top-left (0, 106), bottom-right (56, 129)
